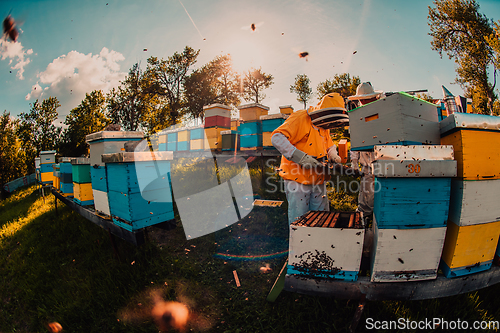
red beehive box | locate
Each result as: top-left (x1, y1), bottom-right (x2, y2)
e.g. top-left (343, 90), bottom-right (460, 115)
top-left (204, 115), bottom-right (231, 128)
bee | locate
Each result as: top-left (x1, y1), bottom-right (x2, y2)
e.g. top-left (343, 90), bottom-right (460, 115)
top-left (298, 52), bottom-right (309, 61)
top-left (3, 15), bottom-right (19, 42)
top-left (242, 22), bottom-right (263, 33)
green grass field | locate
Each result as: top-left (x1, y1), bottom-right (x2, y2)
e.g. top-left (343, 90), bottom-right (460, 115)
top-left (1, 167), bottom-right (500, 332)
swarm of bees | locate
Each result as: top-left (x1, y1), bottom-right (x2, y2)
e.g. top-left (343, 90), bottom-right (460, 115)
top-left (3, 15), bottom-right (19, 42)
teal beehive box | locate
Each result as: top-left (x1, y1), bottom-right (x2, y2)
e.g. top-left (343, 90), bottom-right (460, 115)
top-left (71, 158), bottom-right (92, 184)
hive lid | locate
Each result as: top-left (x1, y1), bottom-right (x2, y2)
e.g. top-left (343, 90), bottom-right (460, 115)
top-left (439, 112), bottom-right (500, 135)
top-left (203, 103), bottom-right (232, 110)
top-left (71, 157), bottom-right (90, 165)
top-left (85, 131), bottom-right (144, 143)
top-left (40, 150), bottom-right (56, 154)
top-left (260, 113), bottom-right (288, 120)
top-left (58, 157), bottom-right (72, 163)
top-left (373, 145), bottom-right (454, 161)
top-left (237, 103), bottom-right (270, 111)
top-left (101, 151), bottom-right (174, 163)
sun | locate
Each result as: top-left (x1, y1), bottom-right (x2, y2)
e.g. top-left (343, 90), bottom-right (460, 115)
top-left (226, 38), bottom-right (265, 74)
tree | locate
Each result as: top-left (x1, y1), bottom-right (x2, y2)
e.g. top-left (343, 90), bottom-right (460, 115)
top-left (184, 54), bottom-right (240, 120)
top-left (0, 111), bottom-right (27, 185)
top-left (17, 97), bottom-right (62, 167)
top-left (290, 74), bottom-right (312, 109)
top-left (486, 21), bottom-right (500, 115)
top-left (144, 46), bottom-right (200, 126)
top-left (107, 63), bottom-right (149, 132)
top-left (60, 90), bottom-right (110, 157)
top-left (317, 73), bottom-right (360, 99)
top-left (415, 92), bottom-right (435, 103)
top-left (428, 0), bottom-right (497, 115)
top-left (240, 67), bottom-right (274, 104)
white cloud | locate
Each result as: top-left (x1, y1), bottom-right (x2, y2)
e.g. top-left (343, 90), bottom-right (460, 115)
top-left (0, 39), bottom-right (33, 79)
top-left (25, 47), bottom-right (127, 118)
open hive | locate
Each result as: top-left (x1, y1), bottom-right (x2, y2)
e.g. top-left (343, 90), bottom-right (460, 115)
top-left (288, 211), bottom-right (364, 282)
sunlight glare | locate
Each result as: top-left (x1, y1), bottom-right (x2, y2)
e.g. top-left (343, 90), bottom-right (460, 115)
top-left (226, 38), bottom-right (265, 74)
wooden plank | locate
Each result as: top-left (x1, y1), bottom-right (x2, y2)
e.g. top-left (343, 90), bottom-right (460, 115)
top-left (348, 213), bottom-right (355, 229)
top-left (329, 213), bottom-right (340, 228)
top-left (51, 188), bottom-right (145, 246)
top-left (266, 260), bottom-right (288, 302)
top-left (321, 212), bottom-right (336, 228)
top-left (285, 265), bottom-right (500, 301)
top-left (309, 211), bottom-right (325, 227)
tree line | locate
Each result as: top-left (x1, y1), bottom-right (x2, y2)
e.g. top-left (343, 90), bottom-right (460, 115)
top-left (2, 0), bottom-right (500, 186)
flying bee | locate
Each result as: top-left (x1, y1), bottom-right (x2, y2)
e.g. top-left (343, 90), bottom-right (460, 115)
top-left (242, 21), bottom-right (263, 33)
top-left (3, 15), bottom-right (19, 42)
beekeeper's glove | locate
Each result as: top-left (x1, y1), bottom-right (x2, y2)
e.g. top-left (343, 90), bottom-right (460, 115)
top-left (290, 149), bottom-right (324, 169)
top-left (327, 145), bottom-right (341, 164)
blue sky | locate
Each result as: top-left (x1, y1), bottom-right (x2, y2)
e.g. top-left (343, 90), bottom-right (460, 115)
top-left (2, 0), bottom-right (500, 125)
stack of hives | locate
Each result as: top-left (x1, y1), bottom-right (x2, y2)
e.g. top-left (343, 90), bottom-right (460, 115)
top-left (71, 158), bottom-right (93, 206)
top-left (288, 211), bottom-right (364, 281)
top-left (102, 151), bottom-right (175, 231)
top-left (260, 113), bottom-right (288, 149)
top-left (237, 103), bottom-right (269, 150)
top-left (86, 131), bottom-right (144, 216)
top-left (348, 93), bottom-right (452, 282)
top-left (370, 145), bottom-right (456, 282)
top-left (52, 163), bottom-right (60, 191)
top-left (204, 104), bottom-right (231, 151)
top-left (439, 113), bottom-right (500, 278)
top-left (58, 157), bottom-right (73, 197)
top-left (39, 150), bottom-right (56, 185)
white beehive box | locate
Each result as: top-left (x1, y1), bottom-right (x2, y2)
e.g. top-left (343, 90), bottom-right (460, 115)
top-left (85, 131), bottom-right (144, 166)
top-left (349, 93), bottom-right (440, 150)
top-left (288, 211), bottom-right (364, 282)
top-left (203, 103), bottom-right (231, 118)
top-left (371, 217), bottom-right (447, 282)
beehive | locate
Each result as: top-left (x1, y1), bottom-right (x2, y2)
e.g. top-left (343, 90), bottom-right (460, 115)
top-left (371, 217), bottom-right (447, 282)
top-left (40, 150), bottom-right (57, 164)
top-left (85, 131), bottom-right (144, 166)
top-left (58, 158), bottom-right (73, 196)
top-left (288, 211), bottom-right (364, 281)
top-left (177, 141), bottom-right (189, 151)
top-left (52, 164), bottom-right (60, 190)
top-left (190, 139), bottom-right (205, 151)
top-left (90, 165), bottom-right (110, 215)
top-left (348, 93), bottom-right (440, 150)
top-left (338, 139), bottom-right (348, 163)
top-left (103, 152), bottom-right (175, 231)
top-left (440, 113), bottom-right (500, 180)
top-left (203, 103), bottom-right (231, 118)
top-left (279, 105), bottom-right (294, 115)
top-left (221, 130), bottom-right (238, 151)
top-left (372, 145), bottom-right (456, 229)
top-left (177, 130), bottom-right (190, 142)
top-left (204, 116), bottom-right (231, 128)
top-left (237, 103), bottom-right (269, 122)
top-left (262, 132), bottom-right (273, 148)
top-left (260, 113), bottom-right (287, 132)
top-left (190, 127), bottom-right (204, 140)
top-left (71, 158), bottom-right (93, 206)
top-left (440, 220), bottom-right (500, 278)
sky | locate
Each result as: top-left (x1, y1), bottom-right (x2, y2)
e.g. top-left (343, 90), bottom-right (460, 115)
top-left (1, 0), bottom-right (500, 126)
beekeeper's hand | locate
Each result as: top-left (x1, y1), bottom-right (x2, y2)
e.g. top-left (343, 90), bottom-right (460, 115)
top-left (327, 145), bottom-right (342, 164)
top-left (290, 149), bottom-right (324, 169)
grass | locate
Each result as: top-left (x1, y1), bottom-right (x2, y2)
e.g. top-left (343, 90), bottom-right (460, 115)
top-left (1, 167), bottom-right (500, 332)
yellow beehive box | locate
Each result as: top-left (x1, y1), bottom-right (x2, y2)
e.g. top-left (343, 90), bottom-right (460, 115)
top-left (279, 105), bottom-right (294, 115)
top-left (73, 182), bottom-right (94, 201)
top-left (207, 137), bottom-right (221, 150)
top-left (238, 103), bottom-right (269, 122)
top-left (40, 172), bottom-right (54, 184)
top-left (262, 132), bottom-right (273, 147)
top-left (441, 130), bottom-right (500, 180)
top-left (178, 130), bottom-right (190, 142)
top-left (190, 139), bottom-right (205, 150)
top-left (440, 220), bottom-right (500, 278)
top-left (158, 134), bottom-right (167, 144)
top-left (204, 127), bottom-right (225, 139)
top-left (231, 119), bottom-right (240, 131)
top-left (54, 177), bottom-right (60, 190)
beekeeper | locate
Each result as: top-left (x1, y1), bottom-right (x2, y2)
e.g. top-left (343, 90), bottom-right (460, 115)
top-left (271, 92), bottom-right (345, 224)
top-left (347, 82), bottom-right (384, 224)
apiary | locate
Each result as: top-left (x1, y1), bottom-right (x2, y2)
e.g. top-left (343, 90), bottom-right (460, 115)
top-left (440, 113), bottom-right (500, 180)
top-left (71, 158), bottom-right (93, 206)
top-left (103, 152), bottom-right (175, 231)
top-left (372, 145), bottom-right (456, 229)
top-left (238, 103), bottom-right (269, 122)
top-left (85, 131), bottom-right (144, 167)
top-left (440, 220), bottom-right (500, 278)
top-left (203, 103), bottom-right (231, 118)
top-left (348, 93), bottom-right (440, 150)
top-left (287, 211), bottom-right (364, 282)
top-left (371, 217), bottom-right (447, 282)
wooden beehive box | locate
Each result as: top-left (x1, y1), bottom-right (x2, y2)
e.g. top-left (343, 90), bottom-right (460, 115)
top-left (372, 145), bottom-right (456, 229)
top-left (440, 113), bottom-right (500, 180)
top-left (262, 132), bottom-right (273, 148)
top-left (204, 115), bottom-right (231, 128)
top-left (86, 131), bottom-right (144, 167)
top-left (238, 103), bottom-right (269, 122)
top-left (260, 113), bottom-right (287, 132)
top-left (349, 93), bottom-right (440, 150)
top-left (40, 150), bottom-right (57, 164)
top-left (90, 165), bottom-right (110, 215)
top-left (221, 130), bottom-right (238, 151)
top-left (103, 152), bottom-right (175, 231)
top-left (71, 158), bottom-right (91, 184)
top-left (279, 105), bottom-right (294, 115)
top-left (371, 217), bottom-right (447, 282)
top-left (203, 103), bottom-right (231, 118)
top-left (440, 220), bottom-right (500, 278)
top-left (288, 211), bottom-right (364, 281)
top-left (448, 179), bottom-right (500, 226)
top-left (73, 182), bottom-right (94, 205)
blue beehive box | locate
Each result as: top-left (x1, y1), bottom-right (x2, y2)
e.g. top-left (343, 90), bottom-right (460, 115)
top-left (260, 113), bottom-right (287, 132)
top-left (372, 145), bottom-right (456, 229)
top-left (91, 165), bottom-right (108, 192)
top-left (190, 128), bottom-right (204, 140)
top-left (177, 141), bottom-right (189, 151)
top-left (102, 152), bottom-right (175, 232)
top-left (58, 157), bottom-right (73, 196)
top-left (167, 142), bottom-right (177, 151)
top-left (167, 132), bottom-right (178, 142)
top-left (239, 134), bottom-right (262, 148)
top-left (238, 121), bottom-right (261, 135)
